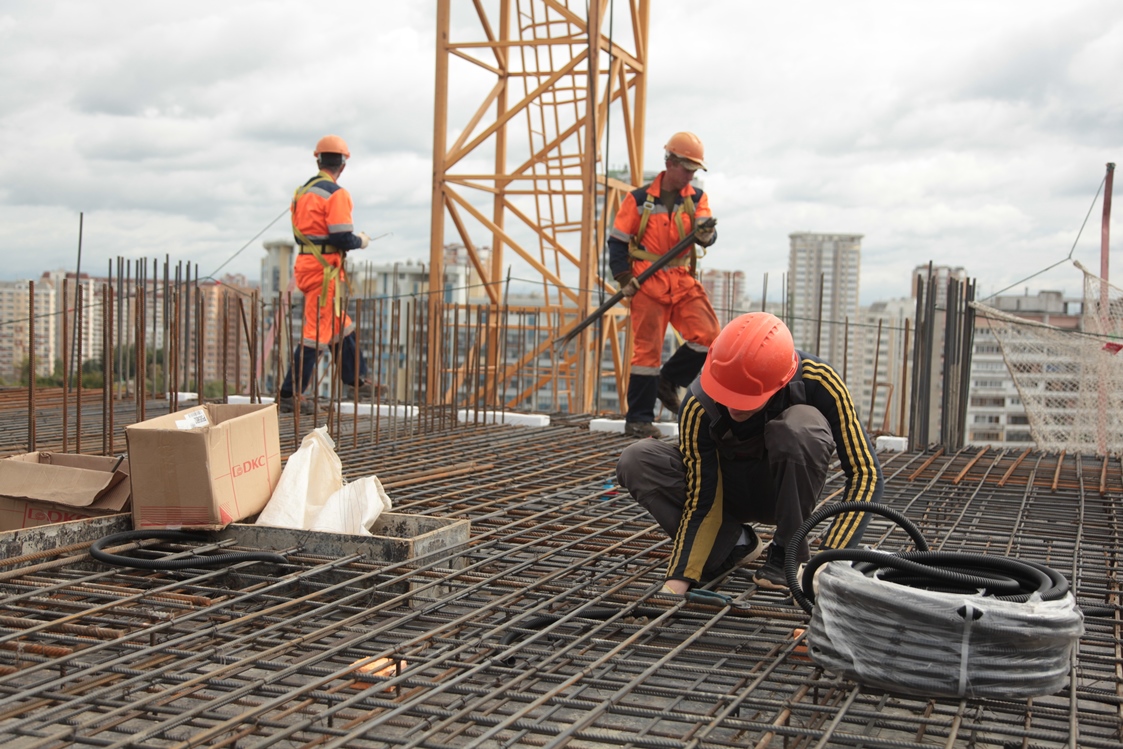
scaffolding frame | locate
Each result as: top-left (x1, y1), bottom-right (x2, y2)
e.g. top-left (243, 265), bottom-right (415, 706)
top-left (428, 0), bottom-right (650, 412)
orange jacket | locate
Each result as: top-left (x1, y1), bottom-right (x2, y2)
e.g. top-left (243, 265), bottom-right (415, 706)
top-left (607, 172), bottom-right (714, 279)
top-left (291, 171), bottom-right (362, 252)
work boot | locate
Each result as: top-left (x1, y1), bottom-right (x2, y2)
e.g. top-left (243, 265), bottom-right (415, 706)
top-left (700, 525), bottom-right (763, 584)
top-left (753, 542), bottom-right (789, 591)
top-left (343, 380), bottom-right (387, 401)
top-left (278, 394), bottom-right (314, 415)
top-left (623, 421), bottom-right (663, 439)
top-left (656, 376), bottom-right (682, 415)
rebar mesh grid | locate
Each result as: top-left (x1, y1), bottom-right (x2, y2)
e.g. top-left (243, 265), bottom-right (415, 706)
top-left (0, 421), bottom-right (1119, 748)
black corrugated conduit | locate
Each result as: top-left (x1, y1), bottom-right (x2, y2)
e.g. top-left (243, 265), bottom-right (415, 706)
top-left (90, 530), bottom-right (288, 570)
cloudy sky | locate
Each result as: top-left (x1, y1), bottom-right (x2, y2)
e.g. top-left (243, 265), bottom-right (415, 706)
top-left (2, 1), bottom-right (1121, 305)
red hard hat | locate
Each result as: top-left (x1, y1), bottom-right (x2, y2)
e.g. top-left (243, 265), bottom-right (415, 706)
top-left (664, 131), bottom-right (707, 170)
top-left (700, 312), bottom-right (799, 411)
top-left (314, 134), bottom-right (350, 159)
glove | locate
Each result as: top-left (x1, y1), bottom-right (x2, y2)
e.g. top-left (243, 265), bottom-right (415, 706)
top-left (691, 216), bottom-right (718, 245)
top-left (615, 271), bottom-right (640, 298)
top-left (357, 231), bottom-right (371, 249)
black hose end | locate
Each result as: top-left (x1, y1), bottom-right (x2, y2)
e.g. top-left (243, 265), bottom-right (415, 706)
top-left (90, 530), bottom-right (288, 570)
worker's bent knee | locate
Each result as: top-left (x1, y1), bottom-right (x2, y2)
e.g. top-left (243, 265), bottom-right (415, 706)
top-left (616, 439), bottom-right (681, 493)
top-left (616, 440), bottom-right (655, 489)
top-left (765, 405), bottom-right (833, 464)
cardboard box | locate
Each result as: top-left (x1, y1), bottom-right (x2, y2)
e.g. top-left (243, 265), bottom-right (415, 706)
top-left (0, 452), bottom-right (131, 531)
top-left (126, 403), bottom-right (282, 530)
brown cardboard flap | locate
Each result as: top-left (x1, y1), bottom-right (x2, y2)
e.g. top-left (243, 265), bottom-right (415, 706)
top-left (28, 452), bottom-right (130, 473)
top-left (0, 459), bottom-right (128, 509)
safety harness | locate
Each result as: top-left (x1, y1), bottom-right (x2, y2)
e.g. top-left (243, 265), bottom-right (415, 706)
top-left (292, 172), bottom-right (346, 316)
top-left (628, 191), bottom-right (703, 275)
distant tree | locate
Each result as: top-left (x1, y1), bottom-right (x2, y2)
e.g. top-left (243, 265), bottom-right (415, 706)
top-left (17, 357), bottom-right (60, 387)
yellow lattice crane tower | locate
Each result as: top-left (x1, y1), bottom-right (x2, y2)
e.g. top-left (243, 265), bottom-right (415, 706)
top-left (428, 0), bottom-right (650, 414)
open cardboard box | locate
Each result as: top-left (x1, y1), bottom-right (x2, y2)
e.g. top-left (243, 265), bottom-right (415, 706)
top-left (126, 403), bottom-right (282, 530)
top-left (0, 452), bottom-right (131, 531)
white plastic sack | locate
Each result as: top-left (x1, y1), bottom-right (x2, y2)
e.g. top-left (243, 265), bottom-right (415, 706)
top-left (310, 476), bottom-right (393, 536)
top-left (256, 427), bottom-right (392, 535)
top-left (257, 427), bottom-right (342, 530)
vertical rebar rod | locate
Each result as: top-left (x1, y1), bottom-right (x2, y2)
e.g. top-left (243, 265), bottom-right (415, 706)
top-left (163, 256), bottom-right (170, 402)
top-left (103, 283), bottom-right (113, 454)
top-left (61, 277), bottom-right (69, 454)
top-left (74, 283), bottom-right (82, 454)
top-left (183, 262), bottom-right (192, 395)
top-left (26, 281), bottom-right (35, 453)
top-left (1097, 162), bottom-right (1115, 455)
top-left (815, 272), bottom-right (824, 357)
top-left (222, 288), bottom-right (230, 401)
top-left (351, 297), bottom-right (362, 447)
top-left (152, 258), bottom-right (158, 403)
top-left (957, 280), bottom-right (977, 451)
top-left (899, 317), bottom-right (911, 437)
top-left (137, 260), bottom-right (147, 423)
top-left (868, 319), bottom-right (882, 432)
top-left (940, 277), bottom-right (959, 449)
top-left (171, 263), bottom-right (181, 412)
top-left (194, 268), bottom-right (203, 402)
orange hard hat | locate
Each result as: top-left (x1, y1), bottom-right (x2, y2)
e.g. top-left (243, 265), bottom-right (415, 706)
top-left (700, 312), bottom-right (799, 411)
top-left (664, 131), bottom-right (706, 170)
top-left (314, 134), bottom-right (351, 159)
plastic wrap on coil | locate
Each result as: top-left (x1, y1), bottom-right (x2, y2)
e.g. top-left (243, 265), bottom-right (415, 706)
top-left (807, 561), bottom-right (1084, 699)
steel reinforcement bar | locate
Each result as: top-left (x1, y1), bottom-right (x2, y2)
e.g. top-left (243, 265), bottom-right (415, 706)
top-left (0, 424), bottom-right (1118, 747)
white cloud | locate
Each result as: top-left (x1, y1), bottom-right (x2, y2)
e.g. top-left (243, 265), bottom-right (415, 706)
top-left (0, 0), bottom-right (1120, 308)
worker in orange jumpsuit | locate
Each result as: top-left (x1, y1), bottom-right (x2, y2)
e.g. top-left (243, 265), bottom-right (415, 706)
top-left (278, 135), bottom-right (374, 414)
top-left (607, 132), bottom-right (721, 438)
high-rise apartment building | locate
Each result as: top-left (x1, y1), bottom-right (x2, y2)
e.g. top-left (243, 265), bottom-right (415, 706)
top-left (261, 240), bottom-right (295, 302)
top-left (42, 270), bottom-right (104, 376)
top-left (0, 279), bottom-right (56, 382)
top-left (967, 290), bottom-right (1081, 447)
top-left (853, 298), bottom-right (914, 437)
top-left (910, 264), bottom-right (967, 305)
top-left (786, 232), bottom-right (862, 364)
top-left (195, 275), bottom-right (257, 395)
top-left (698, 268), bottom-right (748, 327)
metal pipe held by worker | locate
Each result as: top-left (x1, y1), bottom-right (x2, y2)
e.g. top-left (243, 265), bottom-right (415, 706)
top-left (555, 217), bottom-right (716, 348)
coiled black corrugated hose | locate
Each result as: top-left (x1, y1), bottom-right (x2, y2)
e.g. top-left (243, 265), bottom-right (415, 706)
top-left (90, 530), bottom-right (287, 570)
top-left (784, 501), bottom-right (1102, 616)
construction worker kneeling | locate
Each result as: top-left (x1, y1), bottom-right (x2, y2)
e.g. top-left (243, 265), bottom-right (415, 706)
top-left (616, 312), bottom-right (884, 596)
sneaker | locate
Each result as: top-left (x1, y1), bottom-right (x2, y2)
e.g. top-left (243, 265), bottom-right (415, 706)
top-left (753, 542), bottom-right (789, 591)
top-left (656, 377), bottom-right (682, 414)
top-left (700, 525), bottom-right (763, 583)
top-left (278, 394), bottom-right (314, 415)
top-left (624, 421), bottom-right (663, 439)
top-left (343, 380), bottom-right (387, 401)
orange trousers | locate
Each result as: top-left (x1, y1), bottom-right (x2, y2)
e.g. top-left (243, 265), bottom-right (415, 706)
top-left (294, 253), bottom-right (354, 348)
top-left (629, 269), bottom-right (720, 373)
